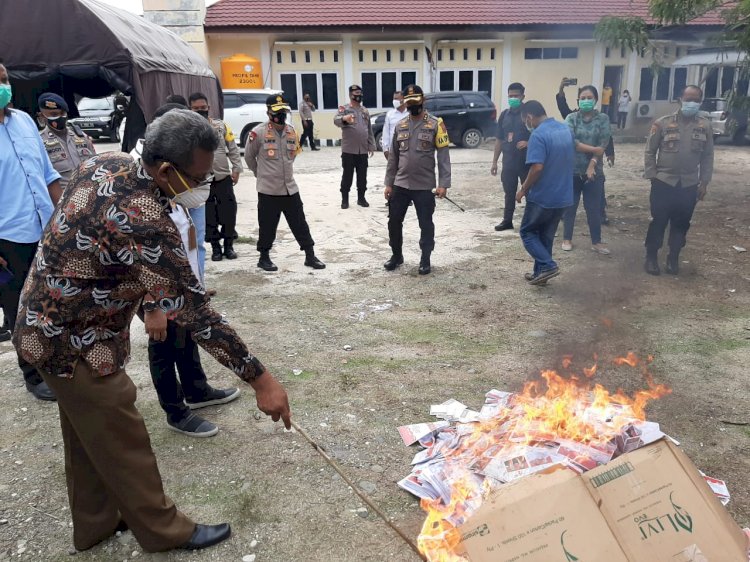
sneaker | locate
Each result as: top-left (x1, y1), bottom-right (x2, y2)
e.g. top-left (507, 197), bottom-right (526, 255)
top-left (528, 267), bottom-right (559, 286)
top-left (523, 272), bottom-right (546, 285)
top-left (591, 244), bottom-right (611, 255)
top-left (168, 413), bottom-right (218, 437)
top-left (561, 241), bottom-right (573, 251)
top-left (186, 387), bottom-right (241, 410)
top-left (494, 222), bottom-right (514, 231)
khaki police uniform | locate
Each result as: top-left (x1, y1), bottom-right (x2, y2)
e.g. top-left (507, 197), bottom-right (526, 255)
top-left (206, 118), bottom-right (243, 244)
top-left (39, 125), bottom-right (95, 192)
top-left (298, 101), bottom-right (317, 149)
top-left (383, 112), bottom-right (451, 257)
top-left (244, 122), bottom-right (316, 253)
top-left (644, 111), bottom-right (714, 257)
top-left (334, 103), bottom-right (376, 198)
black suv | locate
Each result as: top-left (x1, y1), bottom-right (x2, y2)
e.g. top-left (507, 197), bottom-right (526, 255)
top-left (372, 91), bottom-right (497, 149)
top-left (71, 96), bottom-right (127, 142)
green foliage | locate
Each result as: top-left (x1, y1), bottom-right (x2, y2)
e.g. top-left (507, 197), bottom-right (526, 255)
top-left (649, 0), bottom-right (723, 25)
top-left (594, 16), bottom-right (651, 51)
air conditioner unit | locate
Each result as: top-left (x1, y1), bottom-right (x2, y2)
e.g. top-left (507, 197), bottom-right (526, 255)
top-left (637, 102), bottom-right (655, 118)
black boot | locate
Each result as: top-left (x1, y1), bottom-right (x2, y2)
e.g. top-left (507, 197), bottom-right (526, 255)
top-left (644, 251), bottom-right (660, 276)
top-left (223, 239), bottom-right (237, 260)
top-left (341, 193), bottom-right (349, 209)
top-left (211, 242), bottom-right (223, 262)
top-left (383, 254), bottom-right (403, 271)
top-left (665, 252), bottom-right (679, 275)
top-left (257, 251), bottom-right (278, 272)
top-left (357, 192), bottom-right (370, 207)
top-left (418, 253), bottom-right (431, 275)
top-left (304, 248), bottom-right (326, 269)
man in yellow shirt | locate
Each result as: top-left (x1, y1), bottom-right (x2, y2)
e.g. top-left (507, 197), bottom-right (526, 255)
top-left (601, 84), bottom-right (613, 121)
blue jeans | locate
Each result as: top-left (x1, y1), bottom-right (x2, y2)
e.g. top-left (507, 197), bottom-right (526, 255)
top-left (187, 205), bottom-right (206, 284)
top-left (562, 174), bottom-right (604, 244)
top-left (520, 202), bottom-right (565, 276)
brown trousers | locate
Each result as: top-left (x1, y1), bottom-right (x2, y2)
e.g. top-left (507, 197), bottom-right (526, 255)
top-left (41, 361), bottom-right (195, 552)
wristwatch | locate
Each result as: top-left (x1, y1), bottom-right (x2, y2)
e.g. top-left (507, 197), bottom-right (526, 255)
top-left (143, 300), bottom-right (158, 313)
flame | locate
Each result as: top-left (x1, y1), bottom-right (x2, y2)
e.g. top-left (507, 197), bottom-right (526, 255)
top-left (415, 352), bottom-right (671, 561)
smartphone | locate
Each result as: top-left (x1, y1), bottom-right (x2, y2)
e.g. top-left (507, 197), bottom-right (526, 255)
top-left (565, 78), bottom-right (578, 87)
top-left (0, 265), bottom-right (13, 286)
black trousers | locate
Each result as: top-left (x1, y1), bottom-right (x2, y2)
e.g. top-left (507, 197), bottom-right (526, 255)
top-left (340, 153), bottom-right (368, 195)
top-left (388, 186), bottom-right (436, 255)
top-left (0, 239), bottom-right (42, 385)
top-left (205, 175), bottom-right (237, 243)
top-left (500, 165), bottom-right (529, 224)
top-left (617, 111), bottom-right (628, 129)
top-left (645, 179), bottom-right (698, 256)
top-left (300, 120), bottom-right (316, 148)
top-left (256, 192), bottom-right (315, 253)
top-left (147, 321), bottom-right (210, 424)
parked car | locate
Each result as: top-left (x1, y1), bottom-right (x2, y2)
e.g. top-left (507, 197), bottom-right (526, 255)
top-left (701, 97), bottom-right (748, 144)
top-left (222, 88), bottom-right (283, 147)
top-left (71, 96), bottom-right (127, 142)
top-left (371, 91), bottom-right (497, 150)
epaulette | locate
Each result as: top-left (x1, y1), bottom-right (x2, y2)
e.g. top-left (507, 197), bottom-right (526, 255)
top-left (70, 123), bottom-right (86, 137)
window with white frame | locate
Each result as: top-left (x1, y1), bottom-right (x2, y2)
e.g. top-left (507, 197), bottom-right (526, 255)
top-left (359, 70), bottom-right (419, 109)
top-left (437, 69), bottom-right (494, 97)
top-left (279, 72), bottom-right (340, 111)
top-left (703, 65), bottom-right (746, 97)
top-left (638, 67), bottom-right (689, 101)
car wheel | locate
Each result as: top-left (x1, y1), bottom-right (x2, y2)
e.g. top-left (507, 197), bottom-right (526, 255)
top-left (109, 121), bottom-right (120, 143)
top-left (461, 128), bottom-right (483, 149)
top-left (375, 132), bottom-right (383, 152)
top-left (732, 127), bottom-right (747, 145)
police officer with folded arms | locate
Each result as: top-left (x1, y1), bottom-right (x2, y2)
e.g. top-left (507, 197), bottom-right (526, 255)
top-left (38, 93), bottom-right (95, 193)
top-left (643, 85), bottom-right (714, 276)
top-left (334, 85), bottom-right (375, 209)
top-left (383, 85), bottom-right (451, 275)
top-left (245, 95), bottom-right (325, 272)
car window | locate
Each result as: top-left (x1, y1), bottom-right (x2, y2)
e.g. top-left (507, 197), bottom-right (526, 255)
top-left (239, 93), bottom-right (271, 104)
top-left (433, 96), bottom-right (464, 111)
top-left (78, 97), bottom-right (112, 111)
top-left (463, 94), bottom-right (490, 108)
top-left (223, 94), bottom-right (243, 109)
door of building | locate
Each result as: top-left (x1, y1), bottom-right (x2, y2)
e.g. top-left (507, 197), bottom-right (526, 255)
top-left (603, 65), bottom-right (624, 123)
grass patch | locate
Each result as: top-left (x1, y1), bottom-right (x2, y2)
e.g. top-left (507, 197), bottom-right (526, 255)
top-left (658, 337), bottom-right (750, 357)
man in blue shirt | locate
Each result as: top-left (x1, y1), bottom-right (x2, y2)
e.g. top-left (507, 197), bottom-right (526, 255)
top-left (0, 62), bottom-right (62, 400)
top-left (516, 101), bottom-right (574, 286)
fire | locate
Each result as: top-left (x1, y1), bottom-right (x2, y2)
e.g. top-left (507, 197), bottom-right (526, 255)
top-left (415, 352), bottom-right (671, 562)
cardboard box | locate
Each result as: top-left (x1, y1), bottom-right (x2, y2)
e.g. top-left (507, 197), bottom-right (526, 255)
top-left (459, 439), bottom-right (747, 561)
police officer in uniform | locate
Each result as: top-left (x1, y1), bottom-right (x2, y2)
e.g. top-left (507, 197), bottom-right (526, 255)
top-left (38, 93), bottom-right (95, 192)
top-left (245, 95), bottom-right (325, 272)
top-left (383, 85), bottom-right (451, 275)
top-left (188, 92), bottom-right (243, 262)
top-left (334, 85), bottom-right (376, 209)
top-left (643, 85), bottom-right (714, 276)
top-left (490, 82), bottom-right (530, 231)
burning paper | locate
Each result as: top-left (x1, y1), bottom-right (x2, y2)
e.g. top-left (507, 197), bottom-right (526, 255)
top-left (398, 421), bottom-right (450, 446)
top-left (398, 353), bottom-right (682, 562)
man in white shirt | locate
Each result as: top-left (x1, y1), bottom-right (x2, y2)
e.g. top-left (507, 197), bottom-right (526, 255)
top-left (382, 90), bottom-right (406, 161)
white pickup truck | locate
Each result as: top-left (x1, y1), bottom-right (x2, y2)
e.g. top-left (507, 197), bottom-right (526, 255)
top-left (222, 88), bottom-right (283, 147)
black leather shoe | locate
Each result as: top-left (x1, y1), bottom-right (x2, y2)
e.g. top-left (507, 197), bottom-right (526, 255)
top-left (665, 254), bottom-right (679, 275)
top-left (494, 222), bottom-right (514, 231)
top-left (357, 196), bottom-right (370, 207)
top-left (0, 329), bottom-right (11, 343)
top-left (181, 523), bottom-right (231, 551)
top-left (26, 380), bottom-right (56, 401)
top-left (211, 243), bottom-right (223, 262)
top-left (257, 252), bottom-right (278, 272)
top-left (644, 256), bottom-right (660, 276)
top-left (383, 255), bottom-right (403, 271)
top-left (341, 195), bottom-right (349, 209)
top-left (304, 254), bottom-right (326, 269)
top-left (223, 241), bottom-right (237, 260)
top-left (418, 258), bottom-right (431, 275)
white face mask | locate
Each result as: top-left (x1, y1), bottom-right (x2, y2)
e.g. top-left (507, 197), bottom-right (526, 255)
top-left (393, 100), bottom-right (402, 109)
top-left (173, 183), bottom-right (210, 209)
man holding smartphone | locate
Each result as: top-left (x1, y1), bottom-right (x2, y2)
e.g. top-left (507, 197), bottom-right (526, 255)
top-left (0, 61), bottom-right (62, 401)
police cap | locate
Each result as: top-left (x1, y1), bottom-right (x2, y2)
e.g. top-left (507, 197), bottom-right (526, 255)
top-left (402, 84), bottom-right (424, 105)
top-left (38, 93), bottom-right (69, 113)
top-left (266, 94), bottom-right (291, 112)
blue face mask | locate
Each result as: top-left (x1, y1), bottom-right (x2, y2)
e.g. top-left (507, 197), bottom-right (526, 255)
top-left (681, 101), bottom-right (701, 117)
top-left (0, 84), bottom-right (12, 109)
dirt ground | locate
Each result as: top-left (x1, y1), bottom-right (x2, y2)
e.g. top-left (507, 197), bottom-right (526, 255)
top-left (1, 138), bottom-right (749, 562)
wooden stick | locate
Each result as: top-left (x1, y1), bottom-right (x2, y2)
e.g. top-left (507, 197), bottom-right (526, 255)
top-left (290, 419), bottom-right (427, 561)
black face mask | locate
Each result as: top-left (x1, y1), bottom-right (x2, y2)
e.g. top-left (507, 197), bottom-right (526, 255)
top-left (270, 111), bottom-right (287, 125)
top-left (408, 104), bottom-right (423, 116)
top-left (47, 116), bottom-right (68, 130)
top-left (196, 109), bottom-right (210, 119)
top-left (352, 94), bottom-right (363, 103)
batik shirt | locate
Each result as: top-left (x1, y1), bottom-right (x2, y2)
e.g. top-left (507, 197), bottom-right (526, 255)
top-left (13, 153), bottom-right (265, 380)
